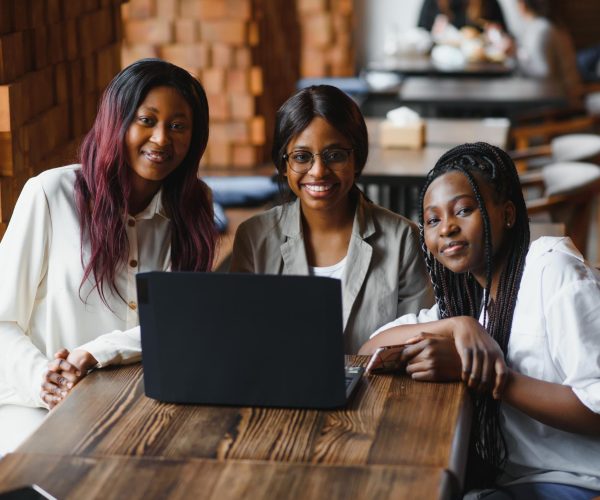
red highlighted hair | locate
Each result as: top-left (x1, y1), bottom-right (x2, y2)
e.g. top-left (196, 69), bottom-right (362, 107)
top-left (75, 58), bottom-right (216, 305)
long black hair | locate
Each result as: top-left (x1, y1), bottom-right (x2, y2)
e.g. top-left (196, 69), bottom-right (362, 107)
top-left (418, 142), bottom-right (530, 486)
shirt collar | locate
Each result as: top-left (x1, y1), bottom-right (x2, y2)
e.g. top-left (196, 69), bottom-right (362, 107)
top-left (133, 188), bottom-right (169, 221)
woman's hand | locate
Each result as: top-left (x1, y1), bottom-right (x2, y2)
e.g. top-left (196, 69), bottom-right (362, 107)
top-left (41, 348), bottom-right (98, 409)
top-left (66, 349), bottom-right (98, 374)
top-left (450, 316), bottom-right (508, 399)
top-left (41, 349), bottom-right (79, 409)
top-left (402, 332), bottom-right (463, 382)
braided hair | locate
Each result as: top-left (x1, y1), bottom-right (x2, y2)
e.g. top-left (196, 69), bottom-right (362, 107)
top-left (418, 142), bottom-right (530, 486)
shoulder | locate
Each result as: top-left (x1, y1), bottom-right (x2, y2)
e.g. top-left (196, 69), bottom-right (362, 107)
top-left (363, 200), bottom-right (417, 231)
top-left (236, 204), bottom-right (287, 240)
top-left (525, 237), bottom-right (599, 290)
top-left (16, 165), bottom-right (79, 208)
top-left (34, 164), bottom-right (80, 195)
top-left (364, 201), bottom-right (419, 239)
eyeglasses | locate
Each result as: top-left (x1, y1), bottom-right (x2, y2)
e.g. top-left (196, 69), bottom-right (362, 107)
top-left (283, 148), bottom-right (354, 173)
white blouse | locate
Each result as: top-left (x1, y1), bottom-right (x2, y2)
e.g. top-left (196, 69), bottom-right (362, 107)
top-left (0, 165), bottom-right (171, 409)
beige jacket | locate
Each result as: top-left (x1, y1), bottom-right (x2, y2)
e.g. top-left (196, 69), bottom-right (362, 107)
top-left (230, 196), bottom-right (434, 352)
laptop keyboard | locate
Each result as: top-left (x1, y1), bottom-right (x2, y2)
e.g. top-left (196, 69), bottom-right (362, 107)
top-left (344, 366), bottom-right (364, 399)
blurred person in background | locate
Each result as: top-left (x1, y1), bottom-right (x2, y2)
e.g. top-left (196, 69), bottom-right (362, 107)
top-left (515, 0), bottom-right (582, 102)
top-left (418, 0), bottom-right (508, 33)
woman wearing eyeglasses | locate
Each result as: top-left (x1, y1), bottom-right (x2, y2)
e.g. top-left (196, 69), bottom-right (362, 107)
top-left (230, 85), bottom-right (433, 353)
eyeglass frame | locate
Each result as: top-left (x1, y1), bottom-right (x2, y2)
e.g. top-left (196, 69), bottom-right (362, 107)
top-left (282, 148), bottom-right (354, 173)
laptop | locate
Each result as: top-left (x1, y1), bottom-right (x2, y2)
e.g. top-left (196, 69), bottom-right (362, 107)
top-left (136, 272), bottom-right (364, 409)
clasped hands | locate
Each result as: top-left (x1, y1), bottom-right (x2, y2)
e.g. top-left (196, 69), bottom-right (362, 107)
top-left (41, 348), bottom-right (98, 409)
top-left (396, 316), bottom-right (509, 399)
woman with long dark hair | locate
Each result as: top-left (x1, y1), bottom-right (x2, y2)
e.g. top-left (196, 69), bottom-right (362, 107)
top-left (0, 59), bottom-right (216, 452)
top-left (360, 143), bottom-right (600, 497)
top-left (230, 85), bottom-right (433, 353)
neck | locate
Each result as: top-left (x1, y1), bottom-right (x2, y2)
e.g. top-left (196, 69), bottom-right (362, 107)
top-left (129, 178), bottom-right (161, 215)
top-left (300, 197), bottom-right (355, 234)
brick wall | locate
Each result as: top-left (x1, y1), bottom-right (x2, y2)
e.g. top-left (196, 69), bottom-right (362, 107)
top-left (122, 0), bottom-right (283, 169)
top-left (121, 0), bottom-right (353, 170)
top-left (0, 0), bottom-right (125, 239)
top-left (297, 0), bottom-right (354, 78)
top-left (0, 0), bottom-right (356, 237)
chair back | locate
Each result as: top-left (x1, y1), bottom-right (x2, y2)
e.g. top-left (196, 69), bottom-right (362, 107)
top-left (524, 162), bottom-right (600, 256)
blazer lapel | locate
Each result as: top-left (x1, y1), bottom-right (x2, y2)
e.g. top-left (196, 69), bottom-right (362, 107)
top-left (342, 196), bottom-right (375, 330)
top-left (280, 199), bottom-right (310, 275)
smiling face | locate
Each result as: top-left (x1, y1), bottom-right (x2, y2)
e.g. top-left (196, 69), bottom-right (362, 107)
top-left (285, 117), bottom-right (356, 216)
top-left (422, 170), bottom-right (515, 286)
top-left (125, 85), bottom-right (193, 200)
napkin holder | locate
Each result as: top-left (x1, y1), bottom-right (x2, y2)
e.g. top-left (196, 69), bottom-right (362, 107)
top-left (379, 119), bottom-right (425, 149)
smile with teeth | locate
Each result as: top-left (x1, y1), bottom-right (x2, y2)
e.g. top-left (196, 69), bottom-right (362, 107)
top-left (303, 183), bottom-right (334, 192)
top-left (143, 150), bottom-right (171, 162)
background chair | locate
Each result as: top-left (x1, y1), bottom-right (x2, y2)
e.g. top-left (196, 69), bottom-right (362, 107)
top-left (521, 162), bottom-right (600, 260)
top-left (510, 114), bottom-right (600, 172)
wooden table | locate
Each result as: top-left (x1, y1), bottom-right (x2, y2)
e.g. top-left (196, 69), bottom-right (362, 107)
top-left (399, 76), bottom-right (566, 115)
top-left (0, 453), bottom-right (452, 499)
top-left (368, 56), bottom-right (514, 78)
top-left (2, 356), bottom-right (472, 499)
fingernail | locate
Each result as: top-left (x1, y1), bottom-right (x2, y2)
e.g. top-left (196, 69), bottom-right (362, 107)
top-left (67, 382), bottom-right (73, 389)
top-left (61, 391), bottom-right (67, 397)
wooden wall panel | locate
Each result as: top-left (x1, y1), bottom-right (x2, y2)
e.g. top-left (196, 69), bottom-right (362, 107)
top-left (0, 0), bottom-right (127, 239)
top-left (121, 0), bottom-right (304, 170)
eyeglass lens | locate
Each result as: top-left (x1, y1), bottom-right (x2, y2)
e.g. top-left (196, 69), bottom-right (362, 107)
top-left (286, 149), bottom-right (351, 172)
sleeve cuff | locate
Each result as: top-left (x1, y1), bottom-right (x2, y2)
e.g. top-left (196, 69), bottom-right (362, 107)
top-left (572, 383), bottom-right (600, 414)
top-left (370, 306), bottom-right (440, 339)
top-left (76, 338), bottom-right (121, 368)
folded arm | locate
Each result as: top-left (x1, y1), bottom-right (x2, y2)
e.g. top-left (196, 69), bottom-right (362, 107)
top-left (502, 372), bottom-right (600, 436)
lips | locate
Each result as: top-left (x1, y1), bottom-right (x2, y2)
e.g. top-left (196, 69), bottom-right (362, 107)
top-left (441, 240), bottom-right (468, 255)
top-left (142, 149), bottom-right (172, 163)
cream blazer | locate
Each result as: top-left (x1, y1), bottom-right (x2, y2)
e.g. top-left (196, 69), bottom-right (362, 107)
top-left (230, 196), bottom-right (434, 352)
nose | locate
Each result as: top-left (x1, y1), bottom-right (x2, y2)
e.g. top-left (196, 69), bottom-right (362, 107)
top-left (150, 124), bottom-right (171, 147)
top-left (439, 217), bottom-right (459, 237)
top-left (307, 154), bottom-right (328, 176)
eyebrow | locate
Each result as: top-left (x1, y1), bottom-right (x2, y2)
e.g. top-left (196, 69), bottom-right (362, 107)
top-left (424, 193), bottom-right (476, 212)
top-left (138, 106), bottom-right (190, 118)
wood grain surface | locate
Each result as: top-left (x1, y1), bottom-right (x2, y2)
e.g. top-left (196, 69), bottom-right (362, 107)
top-left (0, 453), bottom-right (452, 500)
top-left (18, 356), bottom-right (471, 491)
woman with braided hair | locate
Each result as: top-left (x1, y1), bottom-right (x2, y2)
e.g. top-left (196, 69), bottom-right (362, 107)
top-left (360, 142), bottom-right (600, 498)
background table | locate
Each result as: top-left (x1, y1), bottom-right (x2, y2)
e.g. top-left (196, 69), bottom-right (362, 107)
top-left (359, 117), bottom-right (510, 218)
top-left (362, 76), bottom-right (567, 118)
top-left (399, 77), bottom-right (566, 116)
top-left (368, 56), bottom-right (514, 78)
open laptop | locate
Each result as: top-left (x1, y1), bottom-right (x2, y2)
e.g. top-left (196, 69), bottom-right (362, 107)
top-left (136, 272), bottom-right (363, 409)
